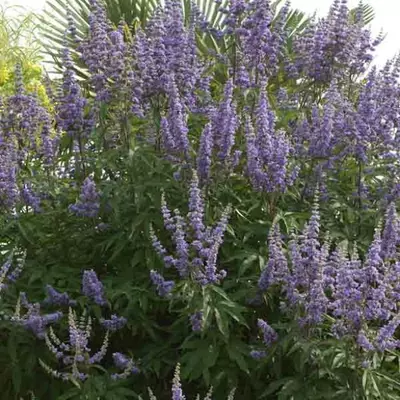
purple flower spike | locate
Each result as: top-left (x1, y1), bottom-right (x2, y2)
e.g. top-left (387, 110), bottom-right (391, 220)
top-left (111, 352), bottom-right (139, 379)
top-left (21, 183), bottom-right (41, 213)
top-left (213, 79), bottom-right (237, 162)
top-left (171, 363), bottom-right (185, 400)
top-left (258, 222), bottom-right (289, 291)
top-left (78, 0), bottom-right (126, 103)
top-left (250, 350), bottom-right (267, 359)
top-left (150, 270), bottom-right (175, 297)
top-left (166, 77), bottom-right (190, 157)
top-left (22, 311), bottom-right (63, 339)
top-left (43, 285), bottom-right (76, 307)
top-left (189, 311), bottom-right (203, 332)
top-left (69, 177), bottom-right (100, 218)
top-left (245, 89), bottom-right (293, 193)
top-left (375, 314), bottom-right (400, 351)
top-left (82, 270), bottom-right (107, 306)
top-left (57, 36), bottom-right (93, 139)
top-left (188, 171), bottom-right (205, 241)
top-left (172, 211), bottom-right (190, 278)
top-left (113, 352), bottom-right (130, 369)
top-left (257, 319), bottom-right (278, 347)
top-left (197, 123), bottom-right (213, 182)
top-left (100, 315), bottom-right (127, 332)
top-left (357, 331), bottom-right (375, 351)
top-left (203, 205), bottom-right (231, 285)
top-left (381, 203), bottom-right (399, 261)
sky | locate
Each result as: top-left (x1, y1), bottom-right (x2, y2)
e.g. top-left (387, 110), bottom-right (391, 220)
top-left (1, 0), bottom-right (399, 67)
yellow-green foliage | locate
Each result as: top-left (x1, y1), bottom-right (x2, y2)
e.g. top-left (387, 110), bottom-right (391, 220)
top-left (0, 6), bottom-right (50, 107)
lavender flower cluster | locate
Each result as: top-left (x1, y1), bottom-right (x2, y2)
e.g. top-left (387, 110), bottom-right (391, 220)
top-left (46, 0), bottom-right (400, 213)
top-left (111, 352), bottom-right (139, 380)
top-left (0, 65), bottom-right (57, 210)
top-left (150, 171), bottom-right (231, 296)
top-left (245, 88), bottom-right (297, 193)
top-left (196, 79), bottom-right (241, 180)
top-left (132, 0), bottom-right (205, 107)
top-left (21, 183), bottom-right (42, 213)
top-left (68, 0), bottom-right (400, 203)
top-left (293, 68), bottom-right (400, 184)
top-left (40, 305), bottom-right (135, 382)
top-left (43, 285), bottom-right (77, 307)
top-left (256, 202), bottom-right (400, 354)
top-left (69, 177), bottom-right (100, 218)
top-left (15, 292), bottom-right (63, 339)
top-left (11, 269), bottom-right (133, 383)
top-left (218, 0), bottom-right (290, 80)
top-left (56, 36), bottom-right (93, 140)
top-left (100, 314), bottom-right (127, 332)
top-left (291, 0), bottom-right (381, 82)
top-left (146, 364), bottom-right (236, 400)
top-left (40, 307), bottom-right (113, 382)
top-left (77, 0), bottom-right (127, 104)
top-left (0, 250), bottom-right (25, 293)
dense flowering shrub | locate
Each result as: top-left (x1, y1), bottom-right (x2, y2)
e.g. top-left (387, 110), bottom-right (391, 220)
top-left (2, 0), bottom-right (400, 398)
top-left (254, 202), bottom-right (400, 355)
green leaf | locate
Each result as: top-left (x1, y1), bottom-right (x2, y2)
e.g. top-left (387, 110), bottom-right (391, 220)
top-left (56, 389), bottom-right (81, 400)
top-left (214, 308), bottom-right (229, 339)
top-left (226, 345), bottom-right (249, 374)
top-left (219, 301), bottom-right (249, 328)
top-left (111, 387), bottom-right (138, 397)
top-left (261, 378), bottom-right (293, 398)
top-left (210, 285), bottom-right (231, 302)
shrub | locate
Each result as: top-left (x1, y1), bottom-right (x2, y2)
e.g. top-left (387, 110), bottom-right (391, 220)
top-left (0, 0), bottom-right (400, 399)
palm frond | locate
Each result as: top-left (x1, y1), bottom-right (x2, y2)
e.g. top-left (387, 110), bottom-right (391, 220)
top-left (0, 5), bottom-right (42, 65)
top-left (39, 0), bottom-right (231, 72)
top-left (271, 0), bottom-right (284, 13)
top-left (199, 0), bottom-right (228, 28)
top-left (284, 9), bottom-right (309, 38)
top-left (38, 0), bottom-right (161, 72)
top-left (349, 2), bottom-right (375, 26)
top-left (39, 0), bottom-right (313, 82)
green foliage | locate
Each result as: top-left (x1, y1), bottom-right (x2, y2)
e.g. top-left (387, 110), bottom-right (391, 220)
top-left (0, 6), bottom-right (49, 104)
top-left (0, 5), bottom-right (41, 65)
